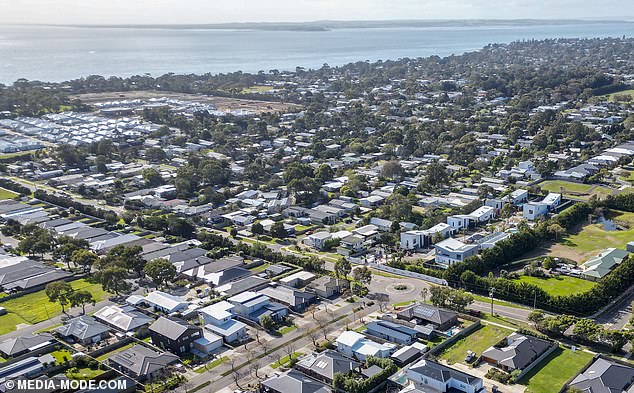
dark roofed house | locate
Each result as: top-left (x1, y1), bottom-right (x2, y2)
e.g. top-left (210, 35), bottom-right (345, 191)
top-left (296, 350), bottom-right (361, 384)
top-left (108, 344), bottom-right (179, 381)
top-left (397, 304), bottom-right (458, 331)
top-left (568, 356), bottom-right (634, 393)
top-left (265, 264), bottom-right (293, 278)
top-left (261, 369), bottom-right (332, 393)
top-left (258, 285), bottom-right (317, 312)
top-left (0, 259), bottom-right (73, 292)
top-left (0, 333), bottom-right (54, 358)
top-left (93, 305), bottom-right (154, 332)
top-left (149, 316), bottom-right (202, 355)
top-left (56, 315), bottom-right (110, 345)
top-left (306, 276), bottom-right (349, 298)
top-left (481, 332), bottom-right (553, 372)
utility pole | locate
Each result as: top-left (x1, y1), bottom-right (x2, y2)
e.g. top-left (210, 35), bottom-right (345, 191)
top-left (489, 287), bottom-right (495, 316)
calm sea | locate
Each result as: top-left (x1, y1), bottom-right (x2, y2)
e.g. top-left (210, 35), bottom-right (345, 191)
top-left (1, 22), bottom-right (634, 84)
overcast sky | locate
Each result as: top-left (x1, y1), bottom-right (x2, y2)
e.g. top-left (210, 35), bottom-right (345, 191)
top-left (0, 0), bottom-right (633, 25)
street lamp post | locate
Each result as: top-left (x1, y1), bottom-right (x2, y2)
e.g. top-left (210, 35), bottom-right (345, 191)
top-left (489, 287), bottom-right (495, 316)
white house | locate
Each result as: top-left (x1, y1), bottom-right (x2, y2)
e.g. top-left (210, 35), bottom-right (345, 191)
top-left (133, 291), bottom-right (188, 314)
top-left (447, 215), bottom-right (472, 231)
top-left (523, 202), bottom-right (549, 221)
top-left (542, 193), bottom-right (561, 210)
top-left (405, 358), bottom-right (485, 393)
top-left (335, 331), bottom-right (396, 361)
top-left (434, 238), bottom-right (479, 266)
top-left (468, 205), bottom-right (496, 223)
top-left (400, 223), bottom-right (454, 250)
top-left (198, 301), bottom-right (248, 343)
top-left (370, 217), bottom-right (394, 232)
top-left (510, 189), bottom-right (529, 205)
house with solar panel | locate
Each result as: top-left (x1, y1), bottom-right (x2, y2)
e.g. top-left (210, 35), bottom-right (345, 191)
top-left (397, 304), bottom-right (459, 332)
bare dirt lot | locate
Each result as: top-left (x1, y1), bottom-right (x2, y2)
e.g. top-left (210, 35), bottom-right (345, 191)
top-left (72, 91), bottom-right (298, 114)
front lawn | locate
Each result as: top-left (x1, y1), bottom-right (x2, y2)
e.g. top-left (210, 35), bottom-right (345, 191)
top-left (278, 324), bottom-right (297, 335)
top-left (437, 324), bottom-right (512, 365)
top-left (520, 347), bottom-right (593, 393)
top-left (270, 352), bottom-right (303, 369)
top-left (0, 279), bottom-right (109, 325)
top-left (516, 275), bottom-right (596, 296)
top-left (194, 356), bottom-right (228, 373)
top-left (0, 313), bottom-right (29, 335)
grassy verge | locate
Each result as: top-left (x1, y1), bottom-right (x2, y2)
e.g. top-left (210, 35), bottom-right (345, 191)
top-left (270, 352), bottom-right (303, 369)
top-left (194, 356), bottom-right (228, 373)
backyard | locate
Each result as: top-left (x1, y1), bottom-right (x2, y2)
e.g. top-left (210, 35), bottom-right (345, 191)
top-left (560, 210), bottom-right (634, 253)
top-left (437, 324), bottom-right (513, 365)
top-left (515, 275), bottom-right (596, 297)
top-left (519, 347), bottom-right (593, 393)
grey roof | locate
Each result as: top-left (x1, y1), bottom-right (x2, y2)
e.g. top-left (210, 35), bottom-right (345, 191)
top-left (398, 304), bottom-right (457, 327)
top-left (297, 350), bottom-right (360, 381)
top-left (149, 316), bottom-right (199, 341)
top-left (93, 305), bottom-right (154, 332)
top-left (265, 264), bottom-right (293, 277)
top-left (569, 357), bottom-right (634, 393)
top-left (258, 285), bottom-right (316, 308)
top-left (0, 333), bottom-right (54, 356)
top-left (365, 320), bottom-right (418, 342)
top-left (56, 316), bottom-right (110, 341)
top-left (222, 276), bottom-right (269, 296)
top-left (262, 369), bottom-right (333, 393)
top-left (481, 333), bottom-right (552, 371)
top-left (109, 344), bottom-right (179, 377)
top-left (409, 359), bottom-right (482, 387)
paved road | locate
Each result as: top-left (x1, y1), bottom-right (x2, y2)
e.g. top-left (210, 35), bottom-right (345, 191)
top-left (176, 300), bottom-right (380, 393)
top-left (595, 289), bottom-right (634, 330)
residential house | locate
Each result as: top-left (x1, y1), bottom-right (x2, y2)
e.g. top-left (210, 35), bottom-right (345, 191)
top-left (335, 330), bottom-right (396, 361)
top-left (434, 238), bottom-right (479, 267)
top-left (56, 316), bottom-right (110, 345)
top-left (261, 369), bottom-right (333, 393)
top-left (258, 285), bottom-right (317, 312)
top-left (404, 358), bottom-right (485, 393)
top-left (581, 248), bottom-right (630, 280)
top-left (365, 320), bottom-right (419, 345)
top-left (93, 305), bottom-right (154, 332)
top-left (149, 316), bottom-right (203, 355)
top-left (400, 223), bottom-right (454, 250)
top-left (390, 343), bottom-right (428, 367)
top-left (108, 344), bottom-right (179, 381)
top-left (0, 333), bottom-right (54, 358)
top-left (132, 291), bottom-right (189, 314)
top-left (481, 332), bottom-right (553, 372)
top-left (198, 301), bottom-right (248, 343)
top-left (510, 189), bottom-right (529, 205)
top-left (296, 350), bottom-right (361, 384)
top-left (568, 356), bottom-right (634, 393)
top-left (523, 202), bottom-right (549, 221)
top-left (227, 291), bottom-right (289, 324)
top-left (307, 276), bottom-right (349, 298)
top-left (279, 271), bottom-right (317, 288)
top-left (370, 217), bottom-right (394, 231)
top-left (397, 304), bottom-right (458, 331)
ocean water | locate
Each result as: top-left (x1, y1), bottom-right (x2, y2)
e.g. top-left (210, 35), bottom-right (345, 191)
top-left (0, 22), bottom-right (633, 84)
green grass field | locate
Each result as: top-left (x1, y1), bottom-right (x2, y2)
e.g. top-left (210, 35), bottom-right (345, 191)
top-left (66, 367), bottom-right (105, 380)
top-left (516, 275), bottom-right (596, 296)
top-left (437, 324), bottom-right (512, 365)
top-left (241, 85), bottom-right (274, 94)
top-left (0, 279), bottom-right (110, 331)
top-left (520, 347), bottom-right (593, 393)
top-left (194, 356), bottom-right (228, 373)
top-left (538, 180), bottom-right (614, 200)
top-left (561, 211), bottom-right (634, 253)
top-left (0, 188), bottom-right (18, 200)
top-left (271, 352), bottom-right (303, 369)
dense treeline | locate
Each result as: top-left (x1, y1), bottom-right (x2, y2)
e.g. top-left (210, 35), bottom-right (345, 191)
top-left (197, 231), bottom-right (325, 273)
top-left (33, 190), bottom-right (117, 222)
top-left (0, 179), bottom-right (31, 195)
